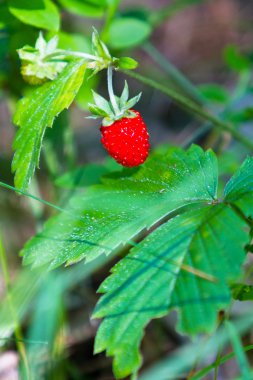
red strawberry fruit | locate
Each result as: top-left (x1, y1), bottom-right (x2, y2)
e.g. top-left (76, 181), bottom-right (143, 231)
top-left (100, 110), bottom-right (149, 167)
top-left (88, 77), bottom-right (150, 167)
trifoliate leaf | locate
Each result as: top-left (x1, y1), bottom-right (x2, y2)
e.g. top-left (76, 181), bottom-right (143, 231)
top-left (12, 59), bottom-right (86, 191)
top-left (19, 146), bottom-right (253, 379)
top-left (93, 204), bottom-right (248, 378)
top-left (20, 146), bottom-right (218, 268)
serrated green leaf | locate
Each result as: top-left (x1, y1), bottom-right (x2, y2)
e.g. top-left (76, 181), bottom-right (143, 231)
top-left (20, 146), bottom-right (218, 268)
top-left (108, 18), bottom-right (152, 49)
top-left (8, 0), bottom-right (60, 31)
top-left (224, 157), bottom-right (253, 216)
top-left (93, 204), bottom-right (248, 378)
top-left (12, 59), bottom-right (86, 191)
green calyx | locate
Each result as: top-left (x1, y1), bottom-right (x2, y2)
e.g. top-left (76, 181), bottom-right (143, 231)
top-left (88, 79), bottom-right (142, 126)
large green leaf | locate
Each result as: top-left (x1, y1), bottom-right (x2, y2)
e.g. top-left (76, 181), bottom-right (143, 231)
top-left (93, 204), bottom-right (248, 378)
top-left (21, 146), bottom-right (218, 268)
top-left (18, 146), bottom-right (253, 379)
top-left (8, 0), bottom-right (60, 31)
top-left (12, 59), bottom-right (86, 191)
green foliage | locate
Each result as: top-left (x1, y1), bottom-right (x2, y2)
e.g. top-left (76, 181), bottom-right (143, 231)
top-left (12, 59), bottom-right (86, 191)
top-left (8, 0), bottom-right (60, 31)
top-left (117, 56), bottom-right (138, 70)
top-left (198, 83), bottom-right (230, 104)
top-left (18, 145), bottom-right (253, 378)
top-left (58, 0), bottom-right (107, 18)
top-left (225, 321), bottom-right (252, 380)
top-left (107, 18), bottom-right (152, 49)
top-left (224, 156), bottom-right (253, 217)
top-left (94, 205), bottom-right (248, 378)
top-left (224, 45), bottom-right (251, 73)
top-left (55, 159), bottom-right (122, 188)
top-left (232, 284), bottom-right (253, 301)
top-left (21, 146), bottom-right (218, 268)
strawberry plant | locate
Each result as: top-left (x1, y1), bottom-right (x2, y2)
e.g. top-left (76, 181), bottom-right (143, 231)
top-left (1, 1), bottom-right (253, 379)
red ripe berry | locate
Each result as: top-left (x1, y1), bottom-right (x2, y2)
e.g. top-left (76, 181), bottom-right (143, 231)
top-left (100, 110), bottom-right (150, 167)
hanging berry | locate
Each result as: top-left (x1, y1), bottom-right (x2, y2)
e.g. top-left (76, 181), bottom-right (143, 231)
top-left (88, 67), bottom-right (150, 167)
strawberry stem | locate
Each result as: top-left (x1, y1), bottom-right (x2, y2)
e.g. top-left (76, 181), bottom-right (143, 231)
top-left (107, 66), bottom-right (120, 116)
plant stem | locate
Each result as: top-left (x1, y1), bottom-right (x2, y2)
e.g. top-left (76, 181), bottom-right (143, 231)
top-left (107, 66), bottom-right (120, 115)
top-left (0, 181), bottom-right (64, 213)
top-left (0, 236), bottom-right (30, 379)
top-left (122, 69), bottom-right (253, 151)
top-left (45, 50), bottom-right (101, 62)
top-left (225, 320), bottom-right (252, 380)
top-left (143, 42), bottom-right (206, 106)
top-left (192, 344), bottom-right (253, 379)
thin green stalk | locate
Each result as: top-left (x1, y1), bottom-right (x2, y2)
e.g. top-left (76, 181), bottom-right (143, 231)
top-left (143, 42), bottom-right (206, 105)
top-left (213, 347), bottom-right (222, 380)
top-left (122, 69), bottom-right (253, 151)
top-left (0, 237), bottom-right (30, 379)
top-left (150, 0), bottom-right (207, 26)
top-left (43, 141), bottom-right (61, 180)
top-left (0, 181), bottom-right (64, 213)
top-left (191, 344), bottom-right (253, 379)
top-left (183, 70), bottom-right (252, 148)
top-left (225, 321), bottom-right (252, 380)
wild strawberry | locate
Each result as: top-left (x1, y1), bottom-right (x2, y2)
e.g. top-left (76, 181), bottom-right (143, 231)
top-left (100, 110), bottom-right (149, 167)
top-left (88, 74), bottom-right (150, 167)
